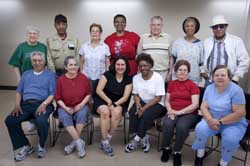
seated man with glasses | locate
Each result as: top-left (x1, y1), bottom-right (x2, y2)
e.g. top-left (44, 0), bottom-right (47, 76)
top-left (200, 15), bottom-right (249, 86)
top-left (5, 51), bottom-right (56, 161)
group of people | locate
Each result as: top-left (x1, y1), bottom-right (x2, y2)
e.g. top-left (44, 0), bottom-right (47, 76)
top-left (5, 13), bottom-right (250, 166)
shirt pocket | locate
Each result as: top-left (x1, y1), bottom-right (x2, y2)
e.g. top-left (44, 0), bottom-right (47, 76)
top-left (50, 42), bottom-right (62, 59)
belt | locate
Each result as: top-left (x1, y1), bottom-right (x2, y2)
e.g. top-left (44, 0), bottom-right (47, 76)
top-left (23, 99), bottom-right (42, 103)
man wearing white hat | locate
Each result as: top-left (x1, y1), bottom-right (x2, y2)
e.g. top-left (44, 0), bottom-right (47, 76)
top-left (201, 14), bottom-right (249, 84)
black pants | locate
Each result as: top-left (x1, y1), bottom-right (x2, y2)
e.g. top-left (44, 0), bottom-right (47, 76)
top-left (162, 114), bottom-right (199, 152)
top-left (129, 102), bottom-right (166, 138)
top-left (5, 101), bottom-right (54, 150)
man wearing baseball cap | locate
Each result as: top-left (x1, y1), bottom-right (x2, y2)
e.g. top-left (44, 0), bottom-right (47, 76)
top-left (201, 14), bottom-right (249, 85)
top-left (46, 14), bottom-right (79, 77)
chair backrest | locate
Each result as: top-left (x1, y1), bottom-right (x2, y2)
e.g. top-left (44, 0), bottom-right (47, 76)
top-left (245, 93), bottom-right (250, 120)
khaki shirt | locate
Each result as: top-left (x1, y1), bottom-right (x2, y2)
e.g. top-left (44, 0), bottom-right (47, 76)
top-left (46, 33), bottom-right (79, 72)
top-left (137, 33), bottom-right (172, 71)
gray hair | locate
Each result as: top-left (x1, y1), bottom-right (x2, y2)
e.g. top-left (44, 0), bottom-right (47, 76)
top-left (150, 16), bottom-right (163, 23)
top-left (64, 56), bottom-right (78, 67)
top-left (30, 51), bottom-right (45, 61)
top-left (26, 25), bottom-right (40, 34)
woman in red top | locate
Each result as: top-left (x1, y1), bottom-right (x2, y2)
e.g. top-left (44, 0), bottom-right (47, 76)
top-left (55, 56), bottom-right (91, 158)
top-left (105, 14), bottom-right (140, 76)
top-left (161, 60), bottom-right (200, 166)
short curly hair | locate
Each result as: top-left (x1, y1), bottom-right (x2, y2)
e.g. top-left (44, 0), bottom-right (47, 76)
top-left (136, 53), bottom-right (154, 68)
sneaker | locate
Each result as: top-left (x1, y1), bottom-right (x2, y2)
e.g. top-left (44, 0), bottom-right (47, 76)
top-left (161, 147), bottom-right (172, 163)
top-left (125, 139), bottom-right (139, 153)
top-left (37, 144), bottom-right (46, 158)
top-left (141, 135), bottom-right (150, 153)
top-left (27, 122), bottom-right (36, 132)
top-left (75, 139), bottom-right (86, 158)
top-left (173, 153), bottom-right (182, 166)
top-left (14, 145), bottom-right (34, 161)
top-left (102, 141), bottom-right (114, 156)
top-left (194, 152), bottom-right (206, 166)
top-left (195, 156), bottom-right (204, 166)
top-left (64, 141), bottom-right (76, 155)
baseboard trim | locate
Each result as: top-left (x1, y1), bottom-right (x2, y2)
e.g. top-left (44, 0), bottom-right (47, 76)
top-left (0, 86), bottom-right (17, 90)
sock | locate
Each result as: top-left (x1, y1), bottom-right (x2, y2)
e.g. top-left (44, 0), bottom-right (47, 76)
top-left (174, 151), bottom-right (181, 154)
top-left (164, 147), bottom-right (171, 150)
top-left (219, 159), bottom-right (228, 166)
top-left (107, 133), bottom-right (112, 140)
top-left (134, 135), bottom-right (141, 142)
top-left (197, 149), bottom-right (205, 158)
top-left (102, 139), bottom-right (109, 145)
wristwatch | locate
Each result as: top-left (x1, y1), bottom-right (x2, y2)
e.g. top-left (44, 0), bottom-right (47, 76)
top-left (219, 119), bottom-right (223, 125)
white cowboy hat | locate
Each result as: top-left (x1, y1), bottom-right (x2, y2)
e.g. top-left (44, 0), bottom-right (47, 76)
top-left (210, 15), bottom-right (228, 27)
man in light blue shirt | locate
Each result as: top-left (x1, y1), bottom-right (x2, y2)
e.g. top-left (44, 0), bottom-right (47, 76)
top-left (5, 51), bottom-right (56, 161)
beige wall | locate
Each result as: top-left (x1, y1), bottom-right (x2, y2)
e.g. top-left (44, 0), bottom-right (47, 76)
top-left (0, 0), bottom-right (249, 87)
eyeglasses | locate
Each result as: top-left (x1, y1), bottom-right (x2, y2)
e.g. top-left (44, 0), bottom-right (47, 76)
top-left (212, 24), bottom-right (227, 30)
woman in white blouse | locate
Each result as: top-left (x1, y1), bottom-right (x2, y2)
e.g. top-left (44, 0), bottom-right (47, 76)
top-left (79, 23), bottom-right (110, 96)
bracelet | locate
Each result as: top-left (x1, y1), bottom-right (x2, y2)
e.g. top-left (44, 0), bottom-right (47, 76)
top-left (43, 101), bottom-right (47, 106)
top-left (112, 102), bottom-right (117, 107)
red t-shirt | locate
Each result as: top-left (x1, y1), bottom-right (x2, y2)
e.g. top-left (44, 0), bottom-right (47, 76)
top-left (55, 73), bottom-right (91, 107)
top-left (167, 79), bottom-right (200, 114)
top-left (104, 31), bottom-right (140, 76)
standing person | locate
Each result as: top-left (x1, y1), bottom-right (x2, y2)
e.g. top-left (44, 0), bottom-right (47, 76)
top-left (137, 16), bottom-right (173, 81)
top-left (125, 53), bottom-right (166, 153)
top-left (5, 52), bottom-right (56, 161)
top-left (93, 56), bottom-right (132, 156)
top-left (161, 60), bottom-right (200, 166)
top-left (105, 14), bottom-right (140, 76)
top-left (201, 15), bottom-right (249, 85)
top-left (46, 14), bottom-right (79, 77)
top-left (192, 65), bottom-right (247, 166)
top-left (79, 23), bottom-right (110, 97)
top-left (171, 17), bottom-right (203, 84)
top-left (55, 56), bottom-right (91, 158)
top-left (8, 25), bottom-right (47, 132)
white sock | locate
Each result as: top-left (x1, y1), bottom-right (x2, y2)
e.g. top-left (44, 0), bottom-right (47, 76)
top-left (164, 147), bottom-right (171, 150)
top-left (197, 149), bottom-right (205, 158)
top-left (107, 133), bottom-right (112, 140)
top-left (102, 139), bottom-right (109, 145)
top-left (219, 159), bottom-right (228, 166)
top-left (134, 135), bottom-right (141, 142)
top-left (174, 151), bottom-right (181, 154)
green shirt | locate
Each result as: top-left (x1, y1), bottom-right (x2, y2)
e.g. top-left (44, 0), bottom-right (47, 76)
top-left (8, 42), bottom-right (47, 74)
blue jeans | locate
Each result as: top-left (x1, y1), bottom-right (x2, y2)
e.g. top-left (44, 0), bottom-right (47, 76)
top-left (5, 101), bottom-right (54, 150)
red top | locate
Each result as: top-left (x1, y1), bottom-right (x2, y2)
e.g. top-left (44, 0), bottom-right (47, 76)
top-left (167, 79), bottom-right (200, 114)
top-left (55, 73), bottom-right (91, 107)
top-left (105, 31), bottom-right (140, 76)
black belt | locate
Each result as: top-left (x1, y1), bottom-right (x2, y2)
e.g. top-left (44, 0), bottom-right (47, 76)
top-left (23, 99), bottom-right (42, 103)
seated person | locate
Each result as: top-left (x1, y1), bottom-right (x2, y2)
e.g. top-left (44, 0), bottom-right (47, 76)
top-left (5, 51), bottom-right (56, 161)
top-left (125, 53), bottom-right (166, 153)
top-left (192, 65), bottom-right (247, 166)
top-left (161, 60), bottom-right (200, 166)
top-left (93, 55), bottom-right (132, 156)
top-left (55, 56), bottom-right (91, 158)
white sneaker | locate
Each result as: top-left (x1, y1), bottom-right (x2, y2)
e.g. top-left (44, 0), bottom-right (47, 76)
top-left (27, 122), bottom-right (36, 132)
top-left (141, 134), bottom-right (150, 153)
top-left (15, 145), bottom-right (34, 161)
top-left (64, 141), bottom-right (76, 155)
top-left (37, 144), bottom-right (46, 158)
top-left (75, 139), bottom-right (86, 158)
